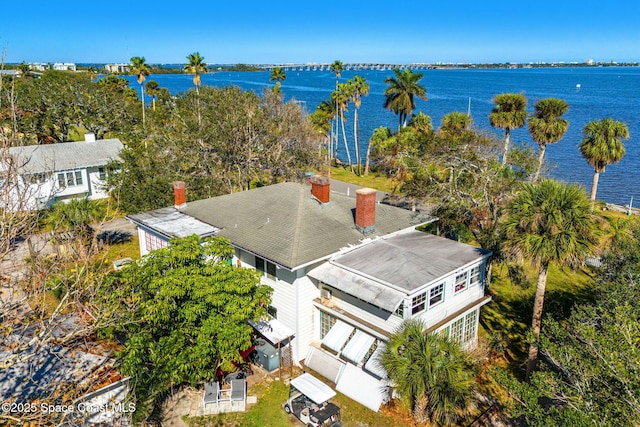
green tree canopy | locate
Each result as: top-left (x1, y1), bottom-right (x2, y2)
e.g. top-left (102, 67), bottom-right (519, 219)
top-left (501, 222), bottom-right (640, 426)
top-left (381, 319), bottom-right (476, 425)
top-left (503, 179), bottom-right (600, 378)
top-left (579, 118), bottom-right (629, 202)
top-left (527, 98), bottom-right (569, 182)
top-left (184, 52), bottom-right (207, 91)
top-left (383, 68), bottom-right (428, 130)
top-left (489, 93), bottom-right (528, 166)
top-left (101, 235), bottom-right (271, 422)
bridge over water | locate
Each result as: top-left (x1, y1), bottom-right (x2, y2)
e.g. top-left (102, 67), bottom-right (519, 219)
top-left (258, 63), bottom-right (434, 72)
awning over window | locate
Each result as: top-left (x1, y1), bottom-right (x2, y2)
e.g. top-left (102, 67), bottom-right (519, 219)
top-left (364, 345), bottom-right (386, 379)
top-left (341, 330), bottom-right (375, 365)
top-left (336, 363), bottom-right (388, 412)
top-left (308, 262), bottom-right (405, 313)
top-left (304, 347), bottom-right (345, 384)
top-left (321, 320), bottom-right (354, 353)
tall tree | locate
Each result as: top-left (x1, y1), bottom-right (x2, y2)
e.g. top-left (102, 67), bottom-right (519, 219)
top-left (184, 51), bottom-right (207, 93)
top-left (503, 179), bottom-right (600, 379)
top-left (269, 66), bottom-right (286, 95)
top-left (489, 93), bottom-right (528, 166)
top-left (329, 60), bottom-right (344, 162)
top-left (332, 82), bottom-right (353, 169)
top-left (185, 52), bottom-right (207, 126)
top-left (381, 319), bottom-right (476, 425)
top-left (129, 56), bottom-right (150, 125)
top-left (579, 118), bottom-right (629, 204)
top-left (310, 99), bottom-right (335, 175)
top-left (102, 235), bottom-right (272, 423)
top-left (383, 68), bottom-right (427, 130)
top-left (528, 98), bottom-right (569, 182)
top-left (348, 75), bottom-right (370, 175)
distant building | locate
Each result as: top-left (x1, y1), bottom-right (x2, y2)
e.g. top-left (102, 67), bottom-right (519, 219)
top-left (2, 134), bottom-right (123, 211)
top-left (105, 63), bottom-right (129, 73)
top-left (53, 62), bottom-right (77, 71)
top-left (27, 62), bottom-right (49, 71)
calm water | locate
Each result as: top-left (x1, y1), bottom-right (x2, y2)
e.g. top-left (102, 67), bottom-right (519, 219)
top-left (125, 67), bottom-right (640, 205)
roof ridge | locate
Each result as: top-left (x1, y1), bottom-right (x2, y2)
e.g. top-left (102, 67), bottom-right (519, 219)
top-left (289, 185), bottom-right (308, 267)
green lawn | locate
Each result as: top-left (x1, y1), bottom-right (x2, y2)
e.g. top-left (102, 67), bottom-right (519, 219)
top-left (480, 261), bottom-right (596, 374)
top-left (327, 166), bottom-right (396, 194)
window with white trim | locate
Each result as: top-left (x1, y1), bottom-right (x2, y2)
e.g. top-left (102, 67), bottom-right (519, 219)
top-left (56, 170), bottom-right (83, 188)
top-left (469, 265), bottom-right (482, 287)
top-left (393, 302), bottom-right (405, 318)
top-left (455, 271), bottom-right (468, 293)
top-left (429, 283), bottom-right (444, 307)
top-left (145, 232), bottom-right (168, 251)
top-left (411, 293), bottom-right (426, 315)
top-left (320, 310), bottom-right (337, 339)
top-left (98, 167), bottom-right (108, 180)
top-left (448, 309), bottom-right (479, 345)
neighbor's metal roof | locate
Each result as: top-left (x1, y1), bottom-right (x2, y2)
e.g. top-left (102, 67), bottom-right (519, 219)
top-left (127, 207), bottom-right (219, 239)
top-left (8, 138), bottom-right (123, 174)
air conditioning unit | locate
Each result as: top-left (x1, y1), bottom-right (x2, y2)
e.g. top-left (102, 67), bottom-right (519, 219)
top-left (320, 288), bottom-right (332, 300)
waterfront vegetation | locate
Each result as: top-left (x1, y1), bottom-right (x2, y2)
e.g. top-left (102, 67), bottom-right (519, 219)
top-left (1, 58), bottom-right (638, 426)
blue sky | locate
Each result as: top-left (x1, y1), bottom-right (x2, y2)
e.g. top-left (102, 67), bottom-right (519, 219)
top-left (2, 1), bottom-right (638, 65)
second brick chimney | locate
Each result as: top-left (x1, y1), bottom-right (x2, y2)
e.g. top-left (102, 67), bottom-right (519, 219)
top-left (173, 181), bottom-right (187, 209)
top-left (355, 188), bottom-right (376, 234)
top-left (310, 175), bottom-right (330, 204)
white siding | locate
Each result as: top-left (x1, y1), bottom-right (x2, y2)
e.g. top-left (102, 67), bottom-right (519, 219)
top-left (293, 272), bottom-right (320, 362)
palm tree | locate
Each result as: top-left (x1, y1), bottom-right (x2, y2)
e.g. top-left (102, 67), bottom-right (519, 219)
top-left (383, 68), bottom-right (427, 130)
top-left (269, 67), bottom-right (286, 95)
top-left (145, 80), bottom-right (160, 111)
top-left (579, 118), bottom-right (630, 204)
top-left (332, 83), bottom-right (353, 170)
top-left (184, 52), bottom-right (207, 93)
top-left (528, 98), bottom-right (569, 182)
top-left (489, 93), bottom-right (528, 166)
top-left (17, 62), bottom-right (31, 78)
top-left (380, 319), bottom-right (476, 425)
top-left (439, 111), bottom-right (472, 136)
top-left (504, 179), bottom-right (600, 379)
top-left (348, 75), bottom-right (370, 175)
top-left (329, 60), bottom-right (344, 164)
top-left (129, 56), bottom-right (150, 125)
top-left (310, 99), bottom-right (336, 175)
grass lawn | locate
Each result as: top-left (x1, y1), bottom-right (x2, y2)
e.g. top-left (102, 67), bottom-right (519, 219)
top-left (327, 166), bottom-right (397, 194)
top-left (480, 261), bottom-right (596, 375)
top-left (184, 369), bottom-right (407, 427)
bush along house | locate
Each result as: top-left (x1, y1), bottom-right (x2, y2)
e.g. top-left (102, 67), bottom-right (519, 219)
top-left (126, 176), bottom-right (492, 411)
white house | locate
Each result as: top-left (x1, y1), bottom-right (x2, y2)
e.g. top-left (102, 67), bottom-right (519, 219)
top-left (127, 177), bottom-right (492, 411)
top-left (2, 134), bottom-right (123, 211)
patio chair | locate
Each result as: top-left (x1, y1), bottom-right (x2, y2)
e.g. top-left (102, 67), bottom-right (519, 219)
top-left (230, 379), bottom-right (246, 406)
top-left (203, 381), bottom-right (220, 408)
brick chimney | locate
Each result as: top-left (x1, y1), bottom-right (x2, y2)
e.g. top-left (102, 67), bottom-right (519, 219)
top-left (356, 188), bottom-right (376, 233)
top-left (173, 181), bottom-right (186, 209)
top-left (310, 175), bottom-right (330, 204)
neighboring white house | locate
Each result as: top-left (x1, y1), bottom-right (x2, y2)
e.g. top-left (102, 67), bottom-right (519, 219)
top-left (126, 177), bottom-right (492, 411)
top-left (53, 62), bottom-right (77, 71)
top-left (2, 134), bottom-right (123, 211)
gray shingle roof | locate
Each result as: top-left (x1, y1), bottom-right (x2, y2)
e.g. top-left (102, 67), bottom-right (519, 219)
top-left (9, 139), bottom-right (123, 174)
top-left (134, 182), bottom-right (434, 269)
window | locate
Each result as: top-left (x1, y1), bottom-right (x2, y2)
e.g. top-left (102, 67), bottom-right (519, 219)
top-left (469, 265), bottom-right (482, 287)
top-left (448, 309), bottom-right (479, 345)
top-left (267, 305), bottom-right (277, 319)
top-left (463, 310), bottom-right (478, 343)
top-left (255, 256), bottom-right (277, 280)
top-left (450, 317), bottom-right (464, 343)
top-left (429, 283), bottom-right (444, 307)
top-left (145, 232), bottom-right (168, 251)
top-left (29, 172), bottom-right (49, 184)
top-left (411, 293), bottom-right (426, 315)
top-left (320, 310), bottom-right (337, 339)
top-left (455, 272), bottom-right (468, 293)
top-left (56, 170), bottom-right (83, 188)
top-left (393, 302), bottom-right (405, 318)
top-left (98, 167), bottom-right (108, 180)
